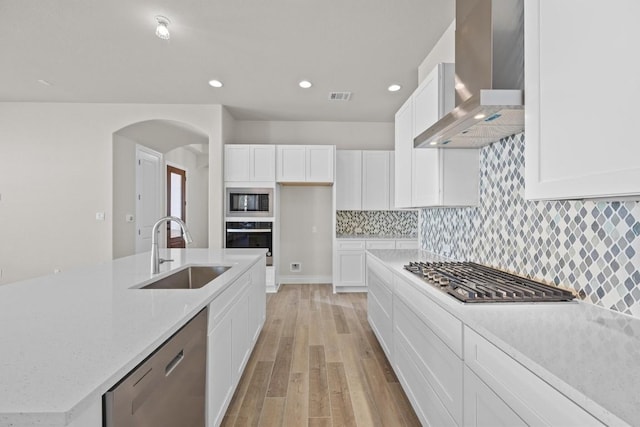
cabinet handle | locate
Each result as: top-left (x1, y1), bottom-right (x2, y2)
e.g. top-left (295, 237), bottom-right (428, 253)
top-left (165, 350), bottom-right (184, 376)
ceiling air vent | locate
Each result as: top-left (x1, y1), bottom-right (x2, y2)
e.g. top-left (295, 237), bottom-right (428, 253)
top-left (328, 91), bottom-right (352, 101)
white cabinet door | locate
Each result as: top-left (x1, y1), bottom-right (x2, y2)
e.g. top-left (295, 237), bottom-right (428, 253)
top-left (251, 145), bottom-right (276, 181)
top-left (395, 240), bottom-right (419, 249)
top-left (207, 312), bottom-right (234, 427)
top-left (524, 0), bottom-right (640, 200)
top-left (362, 151), bottom-right (391, 210)
top-left (276, 145), bottom-right (306, 182)
top-left (225, 145), bottom-right (251, 182)
top-left (336, 150), bottom-right (362, 210)
top-left (464, 366), bottom-right (527, 427)
top-left (413, 63), bottom-right (455, 138)
top-left (225, 145), bottom-right (275, 182)
top-left (394, 97), bottom-right (413, 208)
top-left (335, 251), bottom-right (366, 288)
top-left (277, 145), bottom-right (334, 183)
top-left (412, 148), bottom-right (441, 206)
top-left (307, 146), bottom-right (334, 183)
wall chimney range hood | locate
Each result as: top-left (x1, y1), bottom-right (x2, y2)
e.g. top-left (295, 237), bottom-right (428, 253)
top-left (415, 0), bottom-right (524, 149)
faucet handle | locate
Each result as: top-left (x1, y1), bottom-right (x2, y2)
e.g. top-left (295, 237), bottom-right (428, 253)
top-left (159, 258), bottom-right (174, 265)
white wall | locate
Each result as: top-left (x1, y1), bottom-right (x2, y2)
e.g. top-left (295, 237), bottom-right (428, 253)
top-left (0, 102), bottom-right (225, 285)
top-left (112, 134), bottom-right (137, 258)
top-left (418, 20), bottom-right (455, 84)
top-left (278, 186), bottom-right (333, 283)
top-left (165, 147), bottom-right (209, 249)
top-left (232, 120), bottom-right (394, 150)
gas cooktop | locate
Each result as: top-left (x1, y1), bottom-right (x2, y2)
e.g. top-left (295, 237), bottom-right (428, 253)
top-left (404, 261), bottom-right (575, 303)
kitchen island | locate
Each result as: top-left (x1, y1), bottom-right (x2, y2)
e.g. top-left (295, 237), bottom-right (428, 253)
top-left (367, 249), bottom-right (639, 427)
top-left (0, 248), bottom-right (266, 427)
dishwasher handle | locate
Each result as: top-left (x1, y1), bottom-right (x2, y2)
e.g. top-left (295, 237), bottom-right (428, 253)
top-left (165, 349), bottom-right (184, 376)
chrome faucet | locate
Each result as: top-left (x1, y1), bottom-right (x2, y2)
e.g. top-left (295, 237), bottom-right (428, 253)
top-left (150, 216), bottom-right (193, 274)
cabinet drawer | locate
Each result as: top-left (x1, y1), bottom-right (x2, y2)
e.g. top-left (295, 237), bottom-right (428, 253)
top-left (368, 270), bottom-right (392, 319)
top-left (368, 291), bottom-right (392, 360)
top-left (394, 275), bottom-right (463, 357)
top-left (366, 255), bottom-right (394, 287)
top-left (366, 240), bottom-right (396, 250)
top-left (464, 327), bottom-right (604, 426)
top-left (395, 240), bottom-right (419, 249)
top-left (394, 330), bottom-right (457, 427)
top-left (208, 271), bottom-right (251, 332)
top-left (336, 240), bottom-right (366, 250)
top-left (394, 296), bottom-right (462, 425)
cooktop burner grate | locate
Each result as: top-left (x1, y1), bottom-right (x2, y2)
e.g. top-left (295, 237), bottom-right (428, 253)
top-left (403, 261), bottom-right (575, 303)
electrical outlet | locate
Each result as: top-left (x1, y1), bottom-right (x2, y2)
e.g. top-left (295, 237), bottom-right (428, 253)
top-left (442, 243), bottom-right (451, 257)
top-left (290, 262), bottom-right (301, 272)
top-left (96, 212), bottom-right (105, 221)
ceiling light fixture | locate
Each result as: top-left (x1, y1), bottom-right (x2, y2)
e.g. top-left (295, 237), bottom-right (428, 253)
top-left (299, 80), bottom-right (312, 89)
top-left (37, 79), bottom-right (53, 86)
top-left (155, 16), bottom-right (171, 40)
top-left (208, 79), bottom-right (223, 88)
top-left (474, 113), bottom-right (486, 120)
top-left (388, 84), bottom-right (402, 92)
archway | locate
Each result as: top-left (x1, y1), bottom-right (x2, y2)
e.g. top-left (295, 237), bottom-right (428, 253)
top-left (112, 119), bottom-right (209, 258)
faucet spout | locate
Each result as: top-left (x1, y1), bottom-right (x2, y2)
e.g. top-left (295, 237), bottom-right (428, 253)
top-left (150, 216), bottom-right (193, 274)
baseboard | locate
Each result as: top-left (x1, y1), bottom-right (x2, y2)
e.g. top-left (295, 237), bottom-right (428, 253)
top-left (266, 282), bottom-right (281, 293)
top-left (278, 275), bottom-right (332, 285)
top-left (334, 286), bottom-right (368, 293)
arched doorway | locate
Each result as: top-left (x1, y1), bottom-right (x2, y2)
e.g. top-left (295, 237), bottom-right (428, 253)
top-left (112, 119), bottom-right (209, 258)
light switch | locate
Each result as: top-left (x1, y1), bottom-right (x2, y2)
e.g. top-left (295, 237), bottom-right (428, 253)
top-left (96, 212), bottom-right (105, 221)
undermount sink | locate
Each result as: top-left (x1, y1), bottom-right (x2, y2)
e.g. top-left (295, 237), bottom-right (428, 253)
top-left (139, 266), bottom-right (232, 290)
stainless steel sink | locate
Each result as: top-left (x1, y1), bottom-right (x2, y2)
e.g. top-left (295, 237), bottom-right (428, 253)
top-left (140, 266), bottom-right (231, 290)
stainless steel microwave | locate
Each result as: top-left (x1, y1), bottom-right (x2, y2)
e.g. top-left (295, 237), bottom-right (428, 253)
top-left (225, 187), bottom-right (273, 217)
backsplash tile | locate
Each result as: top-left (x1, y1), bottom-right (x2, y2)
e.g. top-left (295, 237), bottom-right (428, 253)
top-left (420, 133), bottom-right (640, 317)
top-left (337, 210), bottom-right (418, 237)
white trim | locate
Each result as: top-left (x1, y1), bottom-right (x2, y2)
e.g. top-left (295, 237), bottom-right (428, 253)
top-left (278, 275), bottom-right (332, 285)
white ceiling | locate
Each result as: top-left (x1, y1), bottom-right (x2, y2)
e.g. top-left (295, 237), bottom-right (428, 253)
top-left (0, 0), bottom-right (454, 122)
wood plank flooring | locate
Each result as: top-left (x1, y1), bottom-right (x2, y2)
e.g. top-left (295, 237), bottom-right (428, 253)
top-left (221, 284), bottom-right (421, 427)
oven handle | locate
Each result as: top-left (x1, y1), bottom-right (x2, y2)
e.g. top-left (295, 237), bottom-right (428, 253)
top-left (226, 229), bottom-right (272, 233)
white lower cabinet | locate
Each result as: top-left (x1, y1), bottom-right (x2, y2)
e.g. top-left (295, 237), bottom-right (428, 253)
top-left (334, 239), bottom-right (418, 291)
top-left (464, 327), bottom-right (603, 427)
top-left (365, 258), bottom-right (606, 427)
top-left (393, 277), bottom-right (463, 426)
top-left (366, 256), bottom-right (394, 359)
top-left (464, 365), bottom-right (526, 427)
top-left (207, 261), bottom-right (266, 427)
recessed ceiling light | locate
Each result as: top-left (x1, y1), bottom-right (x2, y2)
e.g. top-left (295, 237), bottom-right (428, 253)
top-left (474, 113), bottom-right (486, 120)
top-left (37, 79), bottom-right (53, 86)
top-left (208, 79), bottom-right (223, 88)
top-left (388, 84), bottom-right (402, 92)
top-left (299, 80), bottom-right (312, 89)
top-left (155, 16), bottom-right (171, 40)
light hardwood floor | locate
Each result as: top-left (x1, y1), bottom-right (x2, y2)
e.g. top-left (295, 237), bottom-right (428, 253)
top-left (221, 284), bottom-right (421, 427)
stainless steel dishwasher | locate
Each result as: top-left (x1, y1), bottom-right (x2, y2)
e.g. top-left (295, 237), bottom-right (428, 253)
top-left (104, 308), bottom-right (207, 427)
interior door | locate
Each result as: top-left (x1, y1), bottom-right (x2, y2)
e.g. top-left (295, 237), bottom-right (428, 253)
top-left (135, 146), bottom-right (162, 253)
top-left (167, 165), bottom-right (187, 248)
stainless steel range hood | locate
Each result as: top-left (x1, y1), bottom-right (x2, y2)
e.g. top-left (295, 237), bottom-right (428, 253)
top-left (415, 0), bottom-right (524, 148)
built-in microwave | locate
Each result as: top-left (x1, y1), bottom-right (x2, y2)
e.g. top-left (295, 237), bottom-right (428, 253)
top-left (225, 187), bottom-right (273, 218)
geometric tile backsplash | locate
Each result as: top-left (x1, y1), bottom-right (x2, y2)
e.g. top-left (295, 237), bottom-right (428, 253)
top-left (420, 133), bottom-right (640, 317)
top-left (337, 210), bottom-right (418, 237)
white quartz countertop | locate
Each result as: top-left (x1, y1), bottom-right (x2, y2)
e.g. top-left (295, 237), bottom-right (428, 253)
top-left (335, 234), bottom-right (417, 239)
top-left (368, 249), bottom-right (639, 427)
top-left (0, 248), bottom-right (265, 427)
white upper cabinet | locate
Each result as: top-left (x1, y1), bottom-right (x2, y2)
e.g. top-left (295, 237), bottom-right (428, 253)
top-left (413, 63), bottom-right (455, 138)
top-left (362, 151), bottom-right (392, 210)
top-left (336, 150), bottom-right (395, 210)
top-left (276, 145), bottom-right (334, 183)
top-left (394, 97), bottom-right (414, 208)
top-left (524, 0), bottom-right (640, 200)
top-left (224, 145), bottom-right (275, 182)
top-left (336, 150), bottom-right (362, 210)
top-left (395, 63), bottom-right (479, 208)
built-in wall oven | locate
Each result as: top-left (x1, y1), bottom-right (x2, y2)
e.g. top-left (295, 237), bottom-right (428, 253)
top-left (226, 187), bottom-right (273, 218)
top-left (225, 221), bottom-right (273, 266)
